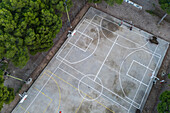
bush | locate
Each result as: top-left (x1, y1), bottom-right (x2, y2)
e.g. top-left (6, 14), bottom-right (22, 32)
top-left (157, 90), bottom-right (170, 113)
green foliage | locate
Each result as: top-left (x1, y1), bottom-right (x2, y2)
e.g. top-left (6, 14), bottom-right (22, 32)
top-left (157, 90), bottom-right (170, 113)
top-left (88, 0), bottom-right (123, 5)
top-left (51, 0), bottom-right (73, 12)
top-left (88, 0), bottom-right (102, 3)
top-left (0, 0), bottom-right (71, 68)
top-left (146, 10), bottom-right (157, 16)
top-left (168, 73), bottom-right (170, 79)
top-left (104, 0), bottom-right (123, 6)
top-left (0, 86), bottom-right (15, 111)
top-left (0, 65), bottom-right (14, 111)
top-left (159, 0), bottom-right (170, 14)
top-left (0, 62), bottom-right (8, 71)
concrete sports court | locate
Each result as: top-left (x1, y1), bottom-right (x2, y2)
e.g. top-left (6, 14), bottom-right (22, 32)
top-left (12, 7), bottom-right (169, 113)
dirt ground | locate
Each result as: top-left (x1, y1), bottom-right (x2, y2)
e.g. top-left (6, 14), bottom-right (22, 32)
top-left (2, 0), bottom-right (170, 113)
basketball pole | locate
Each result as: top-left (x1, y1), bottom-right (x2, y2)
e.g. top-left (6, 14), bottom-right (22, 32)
top-left (64, 0), bottom-right (72, 28)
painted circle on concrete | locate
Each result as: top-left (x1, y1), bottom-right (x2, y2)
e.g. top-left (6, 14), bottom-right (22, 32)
top-left (78, 74), bottom-right (103, 101)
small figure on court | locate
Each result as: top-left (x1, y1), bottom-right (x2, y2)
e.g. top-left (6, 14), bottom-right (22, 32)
top-left (130, 26), bottom-right (133, 31)
top-left (118, 21), bottom-right (123, 26)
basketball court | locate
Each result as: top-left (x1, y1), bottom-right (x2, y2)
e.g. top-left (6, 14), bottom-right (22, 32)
top-left (12, 7), bottom-right (169, 113)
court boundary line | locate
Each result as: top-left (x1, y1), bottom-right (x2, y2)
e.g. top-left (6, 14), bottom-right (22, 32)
top-left (18, 105), bottom-right (29, 113)
top-left (84, 18), bottom-right (161, 58)
top-left (56, 56), bottom-right (142, 107)
top-left (22, 17), bottom-right (90, 112)
top-left (128, 45), bottom-right (159, 112)
top-left (68, 33), bottom-right (93, 52)
top-left (139, 43), bottom-right (168, 108)
top-left (55, 58), bottom-right (140, 110)
top-left (126, 60), bottom-right (153, 86)
top-left (118, 48), bottom-right (157, 109)
top-left (56, 14), bottom-right (96, 59)
top-left (43, 72), bottom-right (62, 113)
top-left (33, 87), bottom-right (53, 113)
top-left (61, 21), bottom-right (100, 64)
top-left (57, 66), bottom-right (129, 110)
top-left (18, 12), bottom-right (169, 113)
top-left (95, 14), bottom-right (149, 40)
top-left (45, 70), bottom-right (116, 113)
top-left (75, 95), bottom-right (86, 113)
top-left (94, 35), bottom-right (119, 81)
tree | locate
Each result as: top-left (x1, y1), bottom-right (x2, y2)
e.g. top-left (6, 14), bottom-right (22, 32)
top-left (0, 67), bottom-right (14, 111)
top-left (104, 0), bottom-right (123, 6)
top-left (158, 0), bottom-right (170, 25)
top-left (88, 0), bottom-right (102, 3)
top-left (0, 0), bottom-right (71, 68)
top-left (157, 90), bottom-right (170, 113)
top-left (159, 0), bottom-right (170, 14)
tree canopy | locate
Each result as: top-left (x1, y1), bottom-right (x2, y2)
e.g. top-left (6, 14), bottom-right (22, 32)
top-left (0, 62), bottom-right (14, 111)
top-left (159, 0), bottom-right (170, 14)
top-left (88, 0), bottom-right (102, 3)
top-left (0, 0), bottom-right (72, 68)
top-left (88, 0), bottom-right (123, 5)
top-left (157, 90), bottom-right (170, 113)
top-left (104, 0), bottom-right (123, 6)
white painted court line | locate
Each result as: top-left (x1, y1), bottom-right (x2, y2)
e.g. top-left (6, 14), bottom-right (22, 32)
top-left (57, 65), bottom-right (129, 111)
top-left (57, 51), bottom-right (142, 108)
top-left (56, 15), bottom-right (97, 62)
top-left (139, 44), bottom-right (169, 108)
top-left (23, 38), bottom-right (76, 113)
top-left (56, 22), bottom-right (83, 58)
top-left (118, 49), bottom-right (152, 106)
top-left (139, 57), bottom-right (161, 108)
top-left (68, 42), bottom-right (87, 52)
top-left (84, 19), bottom-right (162, 58)
top-left (128, 45), bottom-right (159, 112)
top-left (96, 14), bottom-right (148, 40)
top-left (115, 40), bottom-right (149, 50)
top-left (76, 30), bottom-right (93, 40)
top-left (56, 57), bottom-right (141, 109)
top-left (99, 17), bottom-right (116, 43)
top-left (24, 45), bottom-right (72, 113)
top-left (126, 73), bottom-right (148, 87)
top-left (24, 14), bottom-right (97, 113)
top-left (94, 35), bottom-right (119, 81)
top-left (85, 19), bottom-right (150, 51)
top-left (62, 24), bottom-right (100, 64)
top-left (69, 31), bottom-right (93, 52)
top-left (133, 60), bottom-right (154, 72)
top-left (126, 60), bottom-right (152, 86)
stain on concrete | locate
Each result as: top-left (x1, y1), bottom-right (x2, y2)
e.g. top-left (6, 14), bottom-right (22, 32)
top-left (113, 88), bottom-right (125, 98)
top-left (90, 28), bottom-right (96, 32)
top-left (105, 60), bottom-right (119, 71)
top-left (105, 105), bottom-right (119, 113)
top-left (102, 19), bottom-right (119, 32)
top-left (78, 102), bottom-right (91, 113)
top-left (102, 28), bottom-right (117, 39)
top-left (123, 81), bottom-right (136, 96)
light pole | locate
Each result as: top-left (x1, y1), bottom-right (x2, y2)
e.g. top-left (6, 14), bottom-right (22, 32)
top-left (4, 71), bottom-right (32, 84)
top-left (64, 0), bottom-right (72, 28)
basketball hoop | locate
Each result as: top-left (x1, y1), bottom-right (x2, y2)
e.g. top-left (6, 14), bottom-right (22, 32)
top-left (19, 92), bottom-right (28, 103)
top-left (71, 30), bottom-right (76, 36)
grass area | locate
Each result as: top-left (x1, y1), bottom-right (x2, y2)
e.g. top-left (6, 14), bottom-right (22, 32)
top-left (145, 10), bottom-right (170, 23)
top-left (146, 10), bottom-right (157, 16)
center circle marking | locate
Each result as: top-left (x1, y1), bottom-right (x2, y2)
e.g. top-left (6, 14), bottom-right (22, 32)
top-left (78, 74), bottom-right (103, 101)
